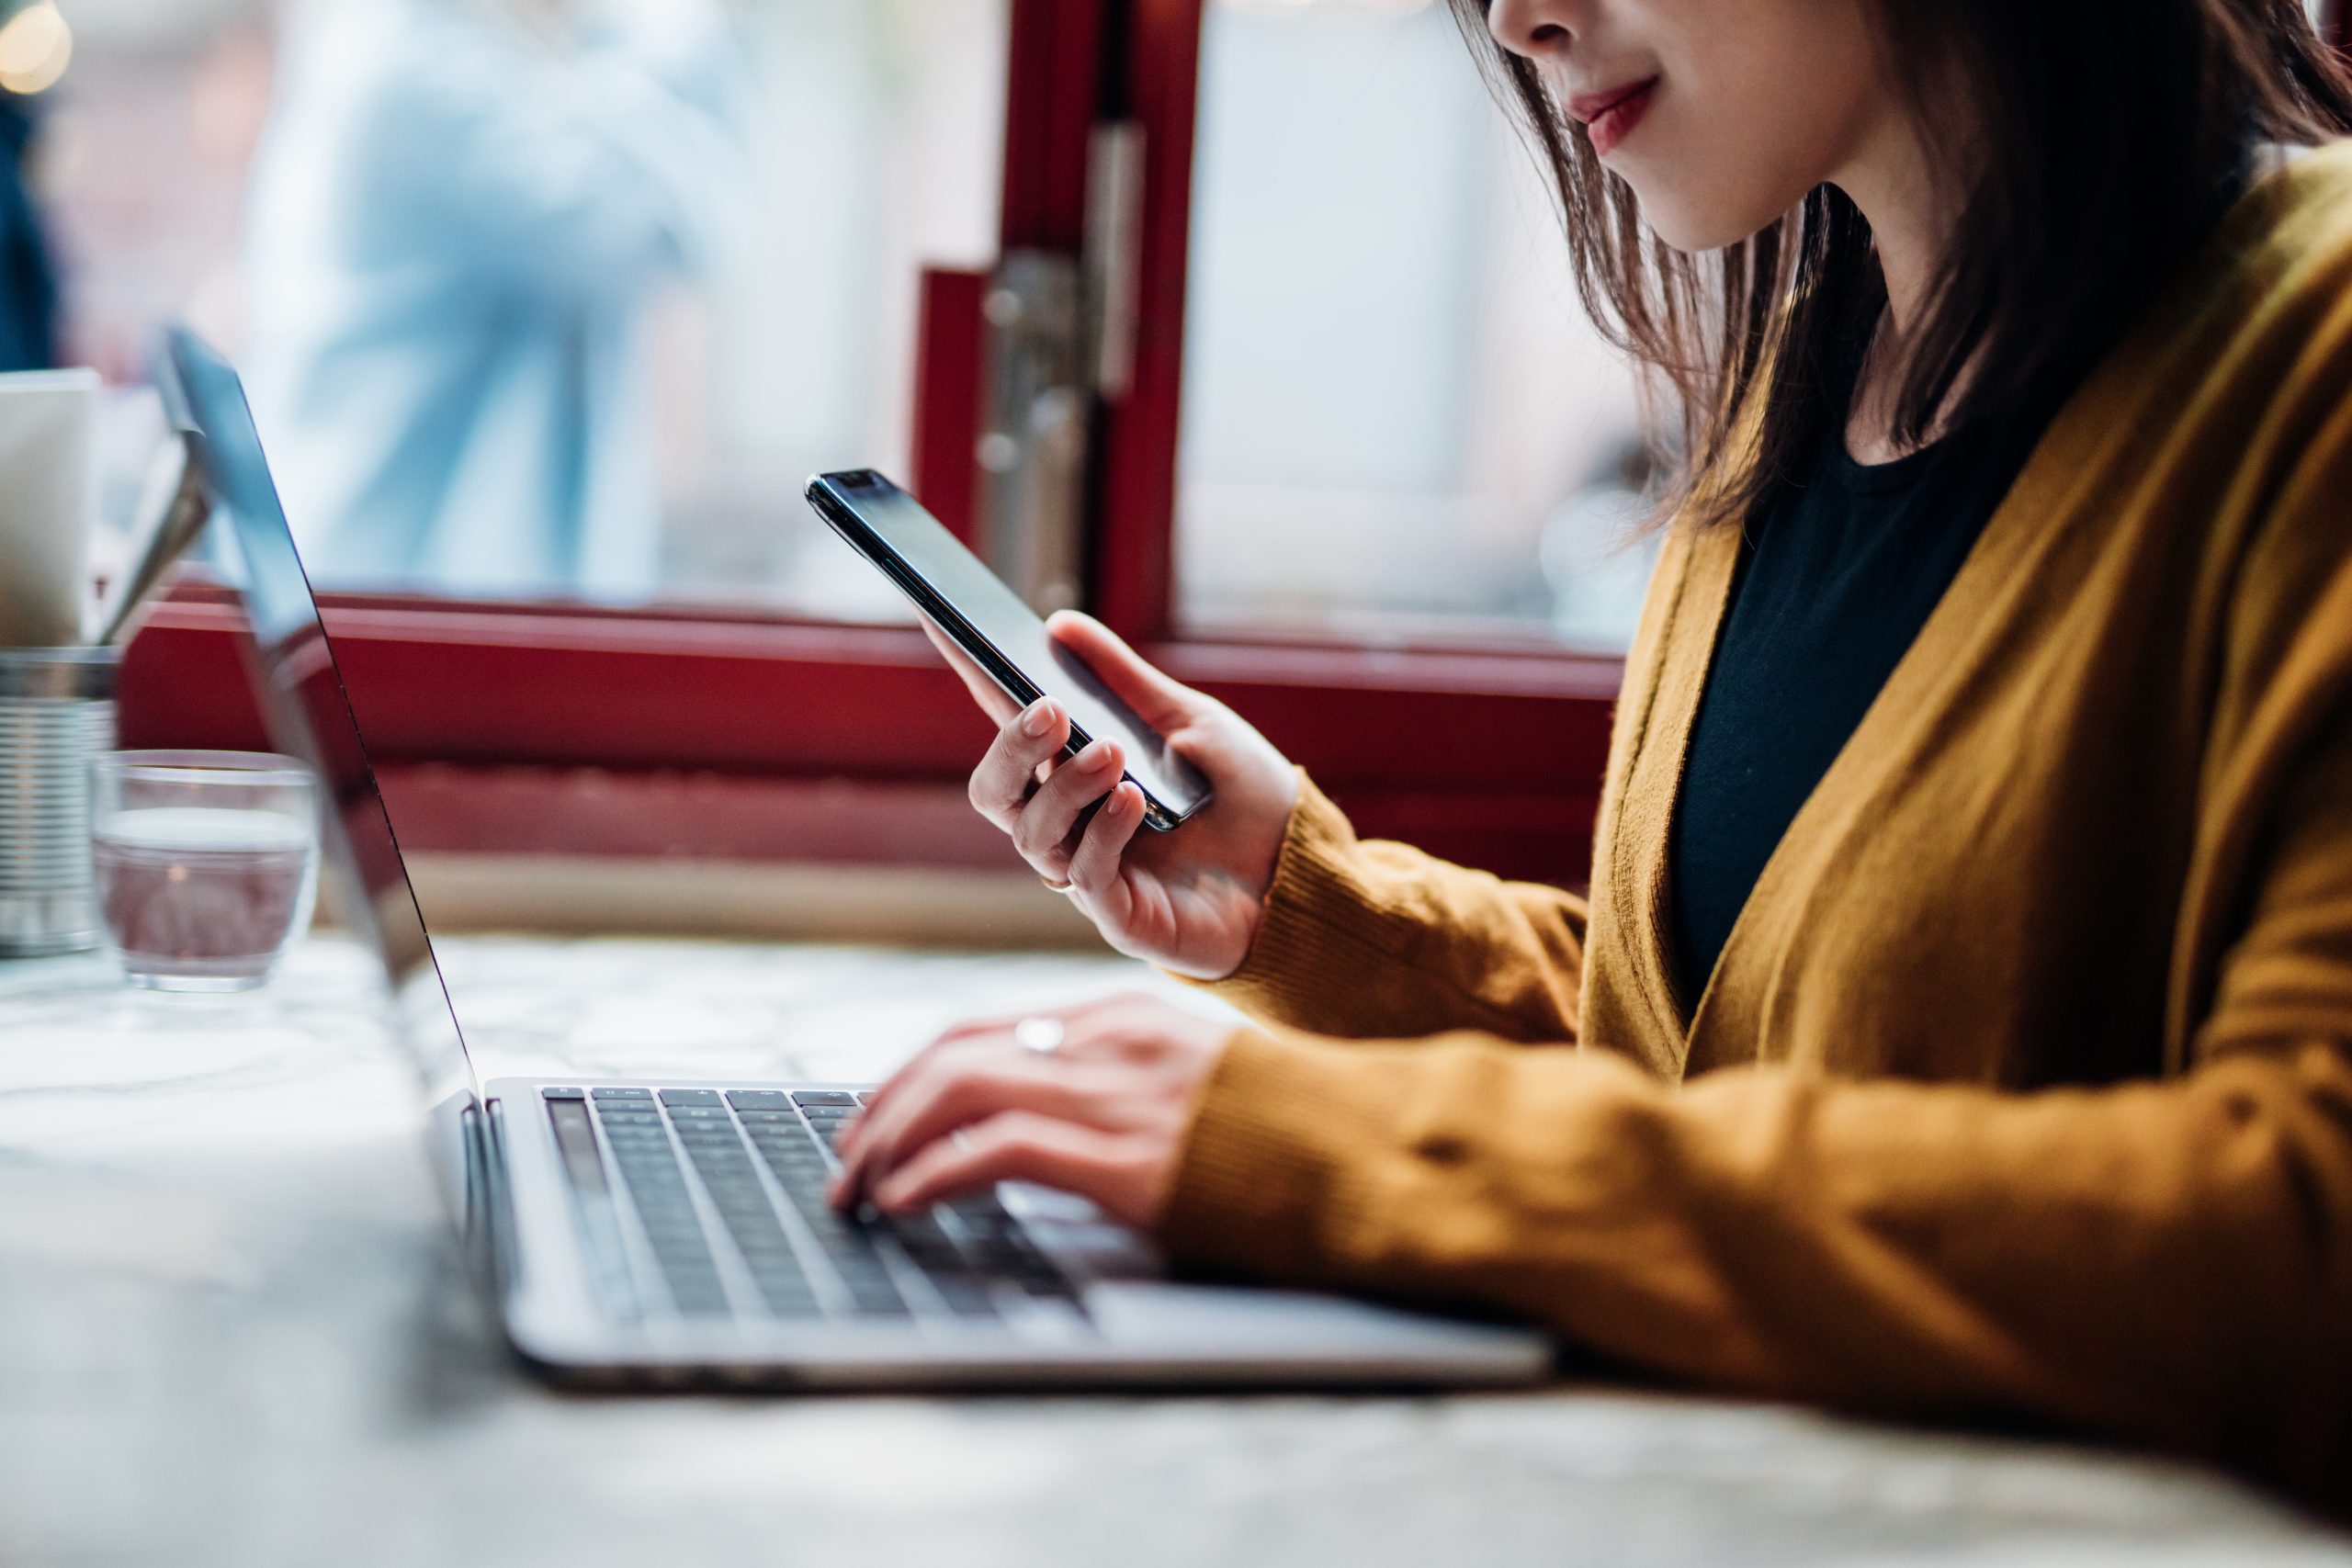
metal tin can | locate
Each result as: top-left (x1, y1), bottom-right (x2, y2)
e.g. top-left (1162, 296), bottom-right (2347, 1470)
top-left (0, 648), bottom-right (120, 957)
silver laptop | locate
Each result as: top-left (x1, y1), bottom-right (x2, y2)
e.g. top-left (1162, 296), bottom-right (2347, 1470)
top-left (159, 326), bottom-right (1552, 1390)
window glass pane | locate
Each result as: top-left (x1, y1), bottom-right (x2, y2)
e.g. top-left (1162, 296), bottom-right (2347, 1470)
top-left (55, 0), bottom-right (1006, 618)
top-left (1175, 0), bottom-right (1655, 649)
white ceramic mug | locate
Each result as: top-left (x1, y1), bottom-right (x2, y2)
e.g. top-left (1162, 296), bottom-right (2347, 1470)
top-left (0, 367), bottom-right (99, 649)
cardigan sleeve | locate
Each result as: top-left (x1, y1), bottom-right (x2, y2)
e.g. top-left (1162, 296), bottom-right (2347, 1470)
top-left (1162, 656), bottom-right (2352, 1507)
top-left (1194, 773), bottom-right (1589, 1043)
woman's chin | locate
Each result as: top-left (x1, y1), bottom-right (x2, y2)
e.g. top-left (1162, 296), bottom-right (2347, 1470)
top-left (1621, 177), bottom-right (1795, 257)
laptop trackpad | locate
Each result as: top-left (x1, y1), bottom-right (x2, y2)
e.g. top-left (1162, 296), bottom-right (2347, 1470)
top-left (1011, 1186), bottom-right (1497, 1352)
top-left (1082, 1280), bottom-right (1482, 1351)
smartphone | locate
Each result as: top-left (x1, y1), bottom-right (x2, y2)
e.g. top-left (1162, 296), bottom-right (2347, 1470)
top-left (804, 469), bottom-right (1213, 831)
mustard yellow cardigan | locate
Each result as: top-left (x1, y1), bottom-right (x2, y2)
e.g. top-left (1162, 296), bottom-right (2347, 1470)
top-left (1160, 143), bottom-right (2352, 1504)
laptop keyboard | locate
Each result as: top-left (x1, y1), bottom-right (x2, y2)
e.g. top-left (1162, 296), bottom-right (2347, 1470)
top-left (541, 1085), bottom-right (1079, 1326)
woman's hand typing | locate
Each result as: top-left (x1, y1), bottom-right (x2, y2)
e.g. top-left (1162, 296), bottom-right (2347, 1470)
top-left (826, 993), bottom-right (1236, 1227)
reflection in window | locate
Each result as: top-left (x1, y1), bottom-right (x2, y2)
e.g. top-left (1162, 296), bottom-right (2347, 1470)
top-left (52, 0), bottom-right (1005, 615)
top-left (1177, 0), bottom-right (1655, 649)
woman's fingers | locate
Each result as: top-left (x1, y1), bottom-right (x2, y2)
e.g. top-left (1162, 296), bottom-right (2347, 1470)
top-left (1009, 740), bottom-right (1125, 874)
top-left (832, 994), bottom-right (1224, 1229)
top-left (1044, 612), bottom-right (1204, 734)
top-left (832, 996), bottom-right (1151, 1202)
top-left (832, 1055), bottom-right (1130, 1208)
top-left (1066, 782), bottom-right (1146, 899)
top-left (851, 992), bottom-right (1137, 1134)
top-left (968, 698), bottom-right (1071, 828)
top-left (850, 1008), bottom-right (1036, 1129)
top-left (869, 1112), bottom-right (1141, 1222)
top-left (966, 699), bottom-right (1127, 881)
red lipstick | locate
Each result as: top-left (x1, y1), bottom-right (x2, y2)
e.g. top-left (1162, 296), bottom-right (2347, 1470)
top-left (1567, 76), bottom-right (1657, 158)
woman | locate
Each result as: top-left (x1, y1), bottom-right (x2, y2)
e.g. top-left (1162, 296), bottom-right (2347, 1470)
top-left (833, 0), bottom-right (2352, 1506)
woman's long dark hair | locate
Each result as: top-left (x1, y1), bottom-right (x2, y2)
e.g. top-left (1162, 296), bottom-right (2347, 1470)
top-left (1448, 1), bottom-right (2352, 527)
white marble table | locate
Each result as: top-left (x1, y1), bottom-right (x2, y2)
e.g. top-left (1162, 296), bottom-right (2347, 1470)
top-left (1, 932), bottom-right (2345, 1568)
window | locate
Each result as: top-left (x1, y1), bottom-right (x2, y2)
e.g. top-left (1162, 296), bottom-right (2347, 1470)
top-left (1176, 0), bottom-right (1652, 649)
top-left (88, 0), bottom-right (2350, 894)
top-left (62, 0), bottom-right (1005, 618)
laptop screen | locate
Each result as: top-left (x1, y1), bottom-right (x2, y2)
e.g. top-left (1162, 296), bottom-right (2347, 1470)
top-left (157, 327), bottom-right (484, 1212)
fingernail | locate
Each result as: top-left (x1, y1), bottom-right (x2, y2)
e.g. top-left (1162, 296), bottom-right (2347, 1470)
top-left (1023, 702), bottom-right (1056, 737)
top-left (1087, 744), bottom-right (1119, 772)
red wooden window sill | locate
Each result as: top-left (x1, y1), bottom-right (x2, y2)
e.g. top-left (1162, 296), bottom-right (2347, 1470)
top-left (119, 587), bottom-right (1617, 886)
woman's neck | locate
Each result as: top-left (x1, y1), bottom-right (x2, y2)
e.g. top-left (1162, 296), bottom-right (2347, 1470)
top-left (1831, 115), bottom-right (1973, 464)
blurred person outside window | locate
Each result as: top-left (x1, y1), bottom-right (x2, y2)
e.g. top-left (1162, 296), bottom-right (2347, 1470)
top-left (243, 0), bottom-right (752, 596)
top-left (0, 91), bottom-right (56, 372)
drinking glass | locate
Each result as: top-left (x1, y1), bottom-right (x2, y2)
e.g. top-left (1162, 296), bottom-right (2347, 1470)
top-left (89, 750), bottom-right (320, 992)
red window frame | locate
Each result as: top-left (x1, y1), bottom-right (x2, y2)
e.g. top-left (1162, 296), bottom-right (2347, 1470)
top-left (124, 0), bottom-right (2352, 884)
top-left (197, 0), bottom-right (2352, 887)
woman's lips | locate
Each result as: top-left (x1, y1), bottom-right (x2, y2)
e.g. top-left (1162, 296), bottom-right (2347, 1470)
top-left (1569, 77), bottom-right (1657, 158)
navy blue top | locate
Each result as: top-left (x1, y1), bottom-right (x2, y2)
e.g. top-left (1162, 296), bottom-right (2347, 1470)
top-left (1664, 389), bottom-right (2043, 1011)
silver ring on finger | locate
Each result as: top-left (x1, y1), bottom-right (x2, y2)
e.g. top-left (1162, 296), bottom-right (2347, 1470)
top-left (1013, 1017), bottom-right (1066, 1056)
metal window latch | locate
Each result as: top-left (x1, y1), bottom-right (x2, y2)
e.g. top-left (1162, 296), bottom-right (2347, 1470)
top-left (975, 120), bottom-right (1146, 615)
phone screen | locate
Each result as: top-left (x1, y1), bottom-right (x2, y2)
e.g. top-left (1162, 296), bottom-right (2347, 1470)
top-left (804, 469), bottom-right (1212, 829)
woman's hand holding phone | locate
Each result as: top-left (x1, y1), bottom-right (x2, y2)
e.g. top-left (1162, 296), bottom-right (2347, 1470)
top-left (929, 612), bottom-right (1299, 980)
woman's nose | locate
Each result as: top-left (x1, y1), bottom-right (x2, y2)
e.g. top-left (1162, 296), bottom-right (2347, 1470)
top-left (1487, 0), bottom-right (1580, 62)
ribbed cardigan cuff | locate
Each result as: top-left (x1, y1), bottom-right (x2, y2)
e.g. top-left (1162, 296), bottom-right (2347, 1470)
top-left (1159, 1025), bottom-right (1409, 1281)
top-left (1194, 772), bottom-right (1392, 1021)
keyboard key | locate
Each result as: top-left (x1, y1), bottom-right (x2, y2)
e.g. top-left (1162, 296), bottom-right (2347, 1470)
top-left (727, 1091), bottom-right (796, 1111)
top-left (630, 1184), bottom-right (687, 1209)
top-left (842, 1278), bottom-right (910, 1315)
top-left (757, 1156), bottom-right (830, 1191)
top-left (540, 1086), bottom-right (585, 1100)
top-left (666, 1105), bottom-right (733, 1122)
top-left (886, 1209), bottom-right (995, 1281)
top-left (591, 1087), bottom-right (653, 1100)
top-left (659, 1089), bottom-right (725, 1106)
top-left (791, 1091), bottom-right (858, 1108)
top-left (748, 1119), bottom-right (819, 1139)
top-left (932, 1275), bottom-right (1000, 1316)
top-left (749, 1135), bottom-right (822, 1157)
top-left (756, 1283), bottom-right (825, 1317)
